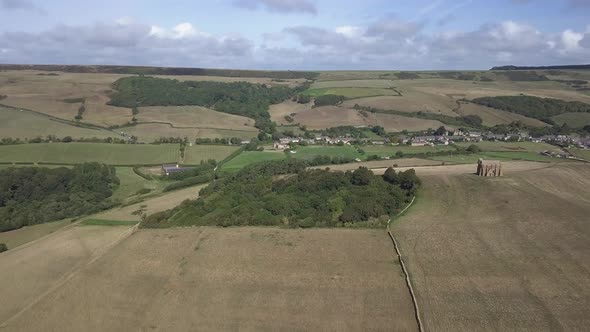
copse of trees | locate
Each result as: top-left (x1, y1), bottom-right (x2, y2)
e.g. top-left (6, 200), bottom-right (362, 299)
top-left (0, 243), bottom-right (7, 253)
top-left (141, 160), bottom-right (420, 229)
top-left (314, 94), bottom-right (345, 106)
top-left (0, 163), bottom-right (120, 232)
top-left (472, 95), bottom-right (590, 121)
top-left (108, 76), bottom-right (295, 133)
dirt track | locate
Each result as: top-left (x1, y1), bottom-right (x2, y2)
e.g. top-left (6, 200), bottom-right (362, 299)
top-left (393, 163), bottom-right (590, 331)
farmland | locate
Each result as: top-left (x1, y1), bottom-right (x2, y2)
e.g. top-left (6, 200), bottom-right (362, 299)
top-left (137, 105), bottom-right (257, 131)
top-left (0, 227), bottom-right (416, 331)
top-left (393, 163), bottom-right (590, 331)
top-left (220, 151), bottom-right (286, 172)
top-left (0, 143), bottom-right (238, 165)
top-left (0, 106), bottom-right (116, 140)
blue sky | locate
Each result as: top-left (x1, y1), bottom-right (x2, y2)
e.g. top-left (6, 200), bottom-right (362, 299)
top-left (1, 0), bottom-right (589, 69)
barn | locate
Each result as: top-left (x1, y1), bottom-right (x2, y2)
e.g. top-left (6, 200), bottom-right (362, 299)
top-left (476, 159), bottom-right (502, 177)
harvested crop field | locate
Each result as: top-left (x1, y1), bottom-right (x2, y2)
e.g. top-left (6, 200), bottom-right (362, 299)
top-left (343, 93), bottom-right (459, 116)
top-left (0, 106), bottom-right (115, 140)
top-left (122, 123), bottom-right (258, 142)
top-left (292, 105), bottom-right (447, 131)
top-left (1, 227), bottom-right (417, 331)
top-left (0, 70), bottom-right (132, 126)
top-left (392, 163), bottom-right (590, 331)
top-left (455, 102), bottom-right (548, 127)
top-left (137, 105), bottom-right (256, 130)
top-left (0, 225), bottom-right (135, 325)
top-left (268, 100), bottom-right (313, 124)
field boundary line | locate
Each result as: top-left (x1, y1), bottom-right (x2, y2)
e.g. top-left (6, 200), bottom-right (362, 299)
top-left (387, 196), bottom-right (424, 332)
top-left (0, 223), bottom-right (139, 329)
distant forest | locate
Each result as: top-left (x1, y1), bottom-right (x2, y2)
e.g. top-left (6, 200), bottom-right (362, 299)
top-left (471, 95), bottom-right (590, 121)
top-left (109, 76), bottom-right (296, 132)
top-left (142, 159), bottom-right (421, 229)
top-left (0, 163), bottom-right (119, 232)
top-left (0, 64), bottom-right (319, 80)
top-left (491, 64), bottom-right (590, 71)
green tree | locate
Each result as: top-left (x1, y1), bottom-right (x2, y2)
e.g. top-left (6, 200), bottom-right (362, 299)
top-left (351, 167), bottom-right (372, 185)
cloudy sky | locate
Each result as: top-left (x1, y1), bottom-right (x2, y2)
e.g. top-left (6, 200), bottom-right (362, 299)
top-left (0, 0), bottom-right (589, 70)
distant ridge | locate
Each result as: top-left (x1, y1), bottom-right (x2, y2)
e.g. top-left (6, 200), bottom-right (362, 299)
top-left (491, 64), bottom-right (590, 71)
top-left (0, 64), bottom-right (318, 80)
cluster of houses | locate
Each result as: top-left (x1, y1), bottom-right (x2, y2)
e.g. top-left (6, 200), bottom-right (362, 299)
top-left (271, 129), bottom-right (590, 150)
top-left (272, 136), bottom-right (386, 150)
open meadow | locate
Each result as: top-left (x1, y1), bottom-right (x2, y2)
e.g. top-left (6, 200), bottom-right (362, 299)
top-left (392, 162), bottom-right (590, 331)
top-left (0, 227), bottom-right (416, 331)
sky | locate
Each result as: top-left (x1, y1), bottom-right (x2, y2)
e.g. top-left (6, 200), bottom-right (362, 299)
top-left (0, 0), bottom-right (589, 70)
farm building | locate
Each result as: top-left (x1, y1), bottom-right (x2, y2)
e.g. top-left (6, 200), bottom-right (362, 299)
top-left (476, 159), bottom-right (502, 177)
top-left (162, 164), bottom-right (193, 176)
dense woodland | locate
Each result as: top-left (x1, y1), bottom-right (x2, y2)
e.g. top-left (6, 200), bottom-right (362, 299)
top-left (109, 76), bottom-right (295, 132)
top-left (471, 95), bottom-right (590, 121)
top-left (142, 159), bottom-right (420, 229)
top-left (0, 163), bottom-right (119, 232)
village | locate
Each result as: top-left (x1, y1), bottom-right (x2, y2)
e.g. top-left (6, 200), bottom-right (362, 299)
top-left (269, 126), bottom-right (590, 151)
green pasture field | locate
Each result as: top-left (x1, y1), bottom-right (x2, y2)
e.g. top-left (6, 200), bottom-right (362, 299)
top-left (568, 148), bottom-right (590, 161)
top-left (220, 151), bottom-right (287, 173)
top-left (302, 87), bottom-right (400, 99)
top-left (182, 145), bottom-right (240, 165)
top-left (290, 145), bottom-right (362, 160)
top-left (0, 106), bottom-right (115, 140)
top-left (311, 80), bottom-right (395, 89)
top-left (0, 143), bottom-right (180, 165)
top-left (0, 143), bottom-right (238, 166)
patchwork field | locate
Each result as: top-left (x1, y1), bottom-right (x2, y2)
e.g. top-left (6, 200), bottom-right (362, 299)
top-left (268, 100), bottom-right (313, 124)
top-left (0, 227), bottom-right (416, 331)
top-left (393, 163), bottom-right (590, 331)
top-left (455, 141), bottom-right (559, 153)
top-left (0, 219), bottom-right (71, 250)
top-left (0, 70), bottom-right (132, 127)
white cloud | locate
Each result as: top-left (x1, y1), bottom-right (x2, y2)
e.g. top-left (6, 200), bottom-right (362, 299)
top-left (233, 0), bottom-right (317, 14)
top-left (560, 29), bottom-right (583, 51)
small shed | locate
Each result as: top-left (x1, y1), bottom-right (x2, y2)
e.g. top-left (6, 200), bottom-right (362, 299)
top-left (476, 159), bottom-right (502, 177)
